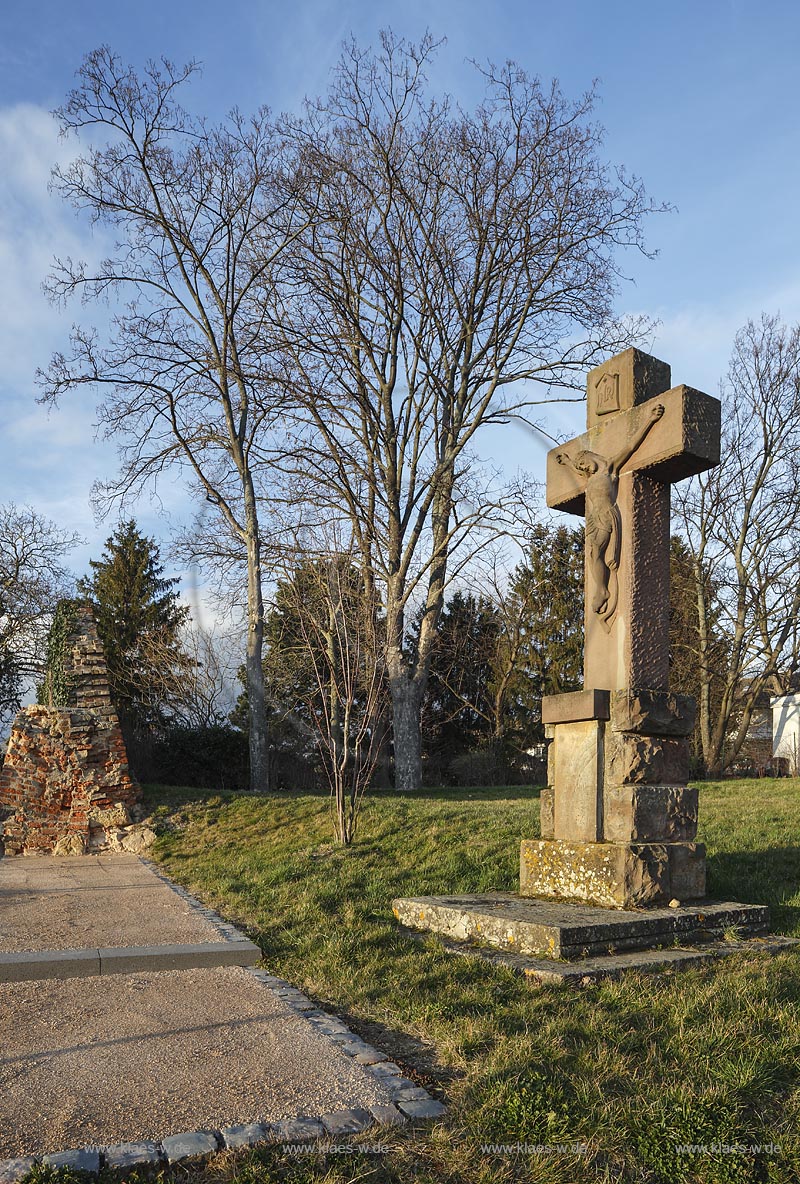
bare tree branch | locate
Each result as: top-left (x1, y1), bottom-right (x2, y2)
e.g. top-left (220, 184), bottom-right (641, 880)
top-left (39, 47), bottom-right (318, 790)
top-left (674, 313), bottom-right (800, 774)
top-left (271, 33), bottom-right (664, 788)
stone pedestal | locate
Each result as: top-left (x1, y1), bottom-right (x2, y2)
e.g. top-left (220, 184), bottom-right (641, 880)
top-left (521, 687), bottom-right (704, 908)
top-left (393, 894), bottom-right (770, 960)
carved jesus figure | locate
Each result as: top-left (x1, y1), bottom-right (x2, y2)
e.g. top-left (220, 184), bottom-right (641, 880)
top-left (555, 402), bottom-right (665, 621)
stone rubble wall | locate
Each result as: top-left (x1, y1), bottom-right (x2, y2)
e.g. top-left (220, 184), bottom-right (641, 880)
top-left (64, 612), bottom-right (115, 712)
top-left (0, 604), bottom-right (147, 856)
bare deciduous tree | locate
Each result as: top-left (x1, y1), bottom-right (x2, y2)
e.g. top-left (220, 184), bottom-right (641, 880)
top-left (39, 47), bottom-right (314, 791)
top-left (674, 314), bottom-right (800, 774)
top-left (276, 33), bottom-right (662, 789)
top-left (130, 621), bottom-right (242, 730)
top-left (0, 504), bottom-right (80, 728)
top-left (275, 546), bottom-right (388, 843)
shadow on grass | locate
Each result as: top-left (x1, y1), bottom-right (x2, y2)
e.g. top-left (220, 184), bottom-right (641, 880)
top-left (369, 784), bottom-right (543, 802)
top-left (707, 846), bottom-right (800, 935)
top-left (143, 782), bottom-right (543, 811)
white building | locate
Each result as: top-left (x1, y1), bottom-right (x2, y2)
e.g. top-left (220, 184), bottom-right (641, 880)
top-left (771, 693), bottom-right (800, 774)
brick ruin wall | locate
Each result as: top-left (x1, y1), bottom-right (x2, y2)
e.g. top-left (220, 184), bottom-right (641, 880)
top-left (0, 604), bottom-right (145, 856)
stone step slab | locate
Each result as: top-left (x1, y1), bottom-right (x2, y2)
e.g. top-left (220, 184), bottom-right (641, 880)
top-left (419, 929), bottom-right (800, 986)
top-left (393, 892), bottom-right (770, 959)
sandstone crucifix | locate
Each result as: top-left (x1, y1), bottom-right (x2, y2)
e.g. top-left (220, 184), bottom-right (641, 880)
top-left (393, 348), bottom-right (785, 973)
top-left (520, 347), bottom-right (722, 907)
top-left (545, 348), bottom-right (720, 695)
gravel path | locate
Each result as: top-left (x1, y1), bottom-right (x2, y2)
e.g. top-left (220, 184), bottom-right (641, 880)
top-left (0, 855), bottom-right (223, 952)
top-left (0, 853), bottom-right (445, 1167)
top-left (0, 965), bottom-right (395, 1158)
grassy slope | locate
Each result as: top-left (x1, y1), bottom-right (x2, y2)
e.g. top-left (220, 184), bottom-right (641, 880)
top-left (142, 780), bottom-right (800, 1184)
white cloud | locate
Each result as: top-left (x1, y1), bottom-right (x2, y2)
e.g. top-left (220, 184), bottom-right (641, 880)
top-left (630, 278), bottom-right (800, 398)
top-left (0, 104), bottom-right (95, 374)
top-left (641, 304), bottom-right (739, 395)
top-left (0, 101), bottom-right (180, 575)
top-left (0, 102), bottom-right (65, 196)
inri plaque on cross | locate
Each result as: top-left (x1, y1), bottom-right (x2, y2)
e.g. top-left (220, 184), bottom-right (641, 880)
top-left (520, 348), bottom-right (722, 909)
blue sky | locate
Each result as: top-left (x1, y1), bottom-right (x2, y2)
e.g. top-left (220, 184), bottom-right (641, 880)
top-left (1, 0), bottom-right (798, 602)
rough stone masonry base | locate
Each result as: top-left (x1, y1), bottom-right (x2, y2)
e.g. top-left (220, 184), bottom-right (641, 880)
top-left (520, 838), bottom-right (706, 909)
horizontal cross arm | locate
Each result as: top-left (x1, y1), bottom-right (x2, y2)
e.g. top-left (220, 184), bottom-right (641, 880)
top-left (546, 385), bottom-right (721, 515)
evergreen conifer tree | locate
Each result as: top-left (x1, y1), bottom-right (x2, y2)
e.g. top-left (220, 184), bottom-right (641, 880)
top-left (78, 520), bottom-right (188, 735)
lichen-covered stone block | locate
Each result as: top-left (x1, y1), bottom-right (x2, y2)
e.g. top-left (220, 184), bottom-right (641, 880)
top-left (520, 838), bottom-right (664, 907)
top-left (520, 838), bottom-right (706, 907)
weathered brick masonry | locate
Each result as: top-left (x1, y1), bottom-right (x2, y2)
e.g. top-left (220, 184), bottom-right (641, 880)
top-left (0, 604), bottom-right (143, 855)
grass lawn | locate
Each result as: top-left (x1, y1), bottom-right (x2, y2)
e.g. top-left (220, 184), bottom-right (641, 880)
top-left (128, 778), bottom-right (800, 1183)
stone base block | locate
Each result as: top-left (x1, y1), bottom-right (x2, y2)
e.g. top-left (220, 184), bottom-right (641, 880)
top-left (605, 732), bottom-right (690, 787)
top-left (611, 689), bottom-right (696, 736)
top-left (520, 838), bottom-right (706, 908)
top-left (603, 784), bottom-right (698, 842)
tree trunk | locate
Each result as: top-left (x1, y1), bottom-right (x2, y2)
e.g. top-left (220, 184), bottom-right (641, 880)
top-left (244, 492), bottom-right (269, 793)
top-left (371, 707), bottom-right (394, 787)
top-left (245, 634), bottom-right (269, 792)
top-left (383, 475), bottom-right (452, 793)
top-left (391, 676), bottom-right (424, 791)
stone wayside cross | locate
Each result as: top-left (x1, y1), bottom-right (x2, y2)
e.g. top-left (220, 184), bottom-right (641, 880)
top-left (520, 348), bottom-right (721, 908)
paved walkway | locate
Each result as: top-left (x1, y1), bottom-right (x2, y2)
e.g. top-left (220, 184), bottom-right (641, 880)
top-left (0, 855), bottom-right (436, 1166)
top-left (0, 855), bottom-right (232, 952)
